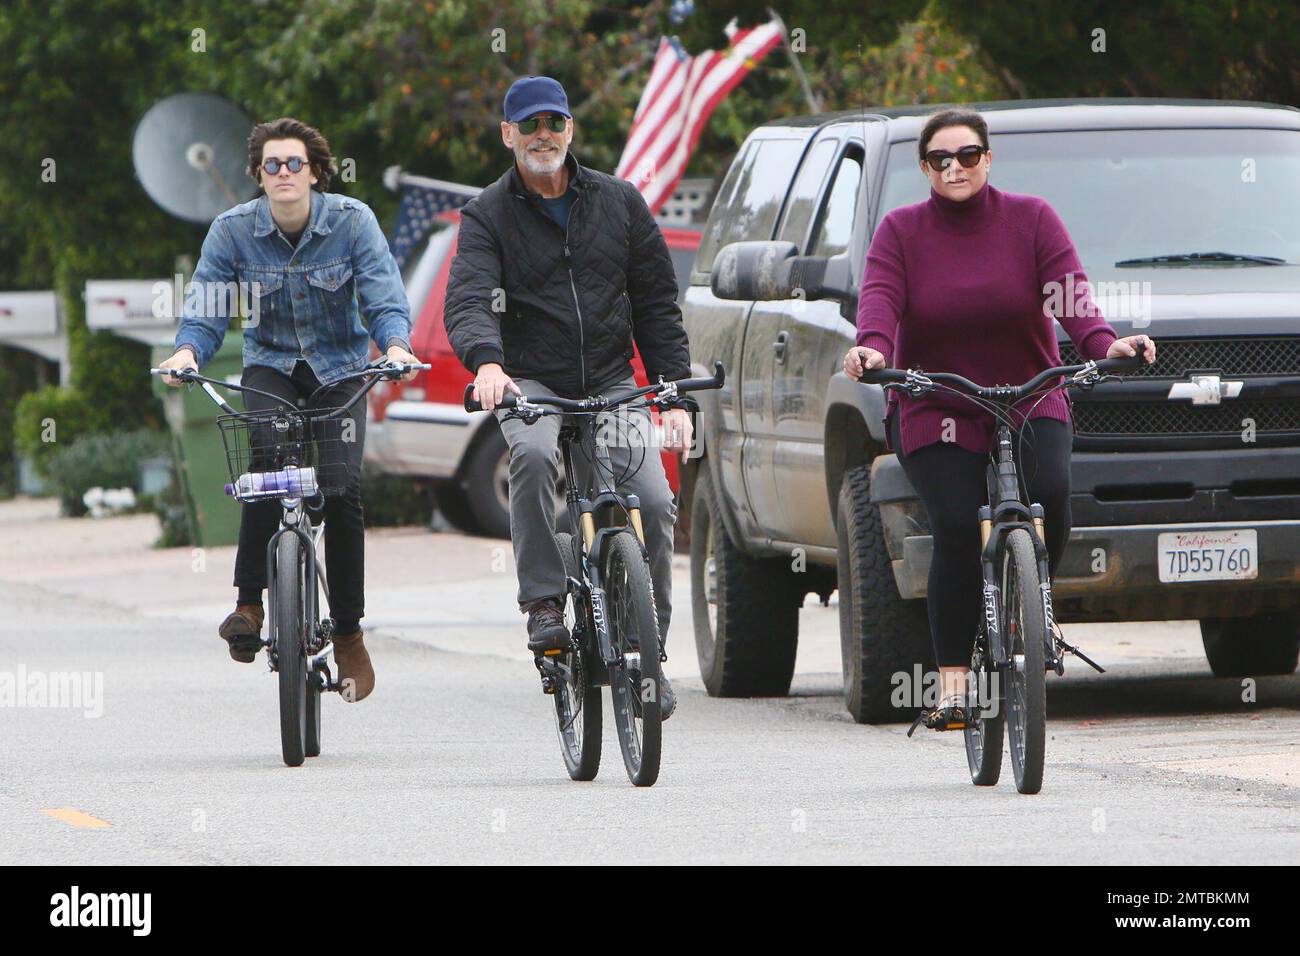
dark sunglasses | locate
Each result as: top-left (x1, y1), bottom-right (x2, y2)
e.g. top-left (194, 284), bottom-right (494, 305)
top-left (924, 145), bottom-right (987, 172)
top-left (516, 115), bottom-right (567, 135)
top-left (262, 156), bottom-right (307, 175)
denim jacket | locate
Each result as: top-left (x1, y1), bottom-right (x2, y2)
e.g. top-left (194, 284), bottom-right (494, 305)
top-left (174, 190), bottom-right (411, 386)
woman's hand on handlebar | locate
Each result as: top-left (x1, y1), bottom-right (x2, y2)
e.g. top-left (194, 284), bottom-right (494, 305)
top-left (157, 348), bottom-right (198, 387)
top-left (843, 346), bottom-right (886, 381)
top-left (473, 362), bottom-right (523, 411)
top-left (1106, 334), bottom-right (1156, 365)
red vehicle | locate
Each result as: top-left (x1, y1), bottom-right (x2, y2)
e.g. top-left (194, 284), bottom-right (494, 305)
top-left (366, 209), bottom-right (701, 537)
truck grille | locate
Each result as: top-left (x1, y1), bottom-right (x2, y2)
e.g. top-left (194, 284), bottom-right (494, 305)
top-left (1060, 336), bottom-right (1300, 441)
top-left (1072, 399), bottom-right (1300, 438)
top-left (1058, 335), bottom-right (1300, 378)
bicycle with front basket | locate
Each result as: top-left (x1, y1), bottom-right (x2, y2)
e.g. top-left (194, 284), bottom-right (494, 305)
top-left (861, 344), bottom-right (1145, 793)
top-left (151, 358), bottom-right (429, 766)
top-left (464, 362), bottom-right (725, 787)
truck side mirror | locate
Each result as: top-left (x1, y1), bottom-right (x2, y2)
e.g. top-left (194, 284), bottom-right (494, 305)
top-left (711, 241), bottom-right (856, 304)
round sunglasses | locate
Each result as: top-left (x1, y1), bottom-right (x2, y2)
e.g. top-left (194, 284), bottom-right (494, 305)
top-left (261, 156), bottom-right (307, 175)
top-left (923, 144), bottom-right (988, 172)
top-left (515, 115), bottom-right (568, 136)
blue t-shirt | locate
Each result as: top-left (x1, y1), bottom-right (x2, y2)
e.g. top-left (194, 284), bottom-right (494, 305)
top-left (538, 186), bottom-right (577, 229)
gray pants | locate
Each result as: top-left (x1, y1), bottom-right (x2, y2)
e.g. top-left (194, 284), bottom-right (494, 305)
top-left (495, 376), bottom-right (677, 647)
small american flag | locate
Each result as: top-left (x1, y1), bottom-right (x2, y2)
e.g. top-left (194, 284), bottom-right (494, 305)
top-left (616, 16), bottom-right (783, 215)
top-left (388, 174), bottom-right (481, 268)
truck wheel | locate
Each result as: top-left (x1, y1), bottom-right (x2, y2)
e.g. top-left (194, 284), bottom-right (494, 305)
top-left (435, 481), bottom-right (480, 535)
top-left (1200, 613), bottom-right (1300, 677)
top-left (836, 463), bottom-right (932, 724)
top-left (461, 424), bottom-right (513, 539)
top-left (690, 466), bottom-right (798, 697)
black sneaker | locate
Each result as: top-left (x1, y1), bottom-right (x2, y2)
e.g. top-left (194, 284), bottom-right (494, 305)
top-left (525, 598), bottom-right (570, 654)
top-left (658, 672), bottom-right (676, 721)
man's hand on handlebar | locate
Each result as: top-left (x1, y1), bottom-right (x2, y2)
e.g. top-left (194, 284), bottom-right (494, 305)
top-left (1106, 334), bottom-right (1156, 365)
top-left (157, 347), bottom-right (198, 387)
top-left (661, 407), bottom-right (694, 463)
top-left (473, 362), bottom-right (523, 411)
top-left (843, 346), bottom-right (886, 381)
top-left (385, 344), bottom-right (424, 382)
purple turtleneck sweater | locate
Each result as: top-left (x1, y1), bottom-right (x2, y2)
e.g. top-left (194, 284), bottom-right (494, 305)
top-left (855, 183), bottom-right (1118, 456)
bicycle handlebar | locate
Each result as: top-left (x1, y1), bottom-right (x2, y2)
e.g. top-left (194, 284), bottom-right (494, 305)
top-left (856, 342), bottom-right (1147, 401)
top-left (150, 360), bottom-right (432, 419)
top-left (462, 361), bottom-right (726, 414)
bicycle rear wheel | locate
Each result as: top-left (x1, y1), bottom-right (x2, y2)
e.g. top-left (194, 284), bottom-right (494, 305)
top-left (1001, 528), bottom-right (1046, 794)
top-left (554, 531), bottom-right (601, 781)
top-left (964, 630), bottom-right (1004, 786)
top-left (274, 532), bottom-right (308, 768)
top-left (604, 531), bottom-right (661, 787)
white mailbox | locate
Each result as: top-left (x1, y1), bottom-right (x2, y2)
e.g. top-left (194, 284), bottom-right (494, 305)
top-left (84, 278), bottom-right (178, 345)
top-left (0, 290), bottom-right (67, 379)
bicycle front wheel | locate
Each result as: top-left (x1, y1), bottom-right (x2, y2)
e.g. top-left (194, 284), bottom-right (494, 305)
top-left (554, 531), bottom-right (601, 781)
top-left (604, 531), bottom-right (661, 787)
top-left (274, 532), bottom-right (308, 768)
top-left (1001, 528), bottom-right (1046, 794)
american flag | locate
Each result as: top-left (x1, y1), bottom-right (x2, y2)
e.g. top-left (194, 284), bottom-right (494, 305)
top-left (387, 174), bottom-right (481, 268)
top-left (616, 16), bottom-right (784, 215)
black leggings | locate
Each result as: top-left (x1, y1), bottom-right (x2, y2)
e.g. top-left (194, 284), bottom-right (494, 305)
top-left (233, 362), bottom-right (366, 634)
top-left (889, 413), bottom-right (1073, 667)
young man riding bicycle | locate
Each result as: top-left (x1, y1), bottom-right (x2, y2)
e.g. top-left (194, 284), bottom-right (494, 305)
top-left (156, 117), bottom-right (420, 701)
top-left (444, 76), bottom-right (695, 720)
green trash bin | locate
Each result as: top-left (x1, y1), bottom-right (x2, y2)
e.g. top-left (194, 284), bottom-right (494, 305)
top-left (152, 338), bottom-right (245, 548)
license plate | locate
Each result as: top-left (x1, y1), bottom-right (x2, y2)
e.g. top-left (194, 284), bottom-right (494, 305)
top-left (1157, 529), bottom-right (1258, 583)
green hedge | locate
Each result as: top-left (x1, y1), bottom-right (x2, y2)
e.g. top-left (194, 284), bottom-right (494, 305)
top-left (12, 385), bottom-right (97, 480)
top-left (360, 466), bottom-right (434, 529)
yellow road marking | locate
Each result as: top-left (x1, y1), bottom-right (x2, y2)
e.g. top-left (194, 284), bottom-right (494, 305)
top-left (39, 807), bottom-right (111, 828)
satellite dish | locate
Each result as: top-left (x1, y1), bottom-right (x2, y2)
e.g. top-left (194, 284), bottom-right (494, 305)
top-left (133, 93), bottom-right (258, 224)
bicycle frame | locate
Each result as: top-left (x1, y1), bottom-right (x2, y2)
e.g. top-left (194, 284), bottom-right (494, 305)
top-left (556, 413), bottom-right (654, 680)
top-left (976, 421), bottom-right (1057, 677)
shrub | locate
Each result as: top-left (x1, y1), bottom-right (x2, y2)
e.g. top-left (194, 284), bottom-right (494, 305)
top-left (360, 466), bottom-right (434, 528)
top-left (43, 428), bottom-right (170, 517)
top-left (13, 385), bottom-right (97, 480)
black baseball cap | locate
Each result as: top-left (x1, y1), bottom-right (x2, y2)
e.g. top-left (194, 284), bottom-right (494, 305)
top-left (503, 76), bottom-right (571, 123)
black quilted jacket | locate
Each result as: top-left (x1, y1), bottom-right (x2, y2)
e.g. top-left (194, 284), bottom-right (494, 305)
top-left (444, 151), bottom-right (692, 399)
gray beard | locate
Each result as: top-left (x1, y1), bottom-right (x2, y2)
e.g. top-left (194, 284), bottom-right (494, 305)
top-left (517, 142), bottom-right (566, 175)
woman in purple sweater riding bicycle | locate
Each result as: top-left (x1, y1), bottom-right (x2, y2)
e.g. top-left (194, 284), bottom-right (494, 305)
top-left (842, 108), bottom-right (1157, 730)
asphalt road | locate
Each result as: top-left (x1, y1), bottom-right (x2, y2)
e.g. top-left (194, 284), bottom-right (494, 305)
top-left (1, 500), bottom-right (1297, 864)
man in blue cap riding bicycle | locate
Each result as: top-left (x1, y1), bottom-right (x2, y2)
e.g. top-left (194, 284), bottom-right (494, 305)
top-left (444, 75), bottom-right (696, 720)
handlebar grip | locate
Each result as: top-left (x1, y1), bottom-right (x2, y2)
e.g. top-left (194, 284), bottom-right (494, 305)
top-left (1094, 338), bottom-right (1148, 373)
top-left (856, 367), bottom-right (908, 385)
top-left (672, 360), bottom-right (727, 391)
top-left (462, 384), bottom-right (519, 413)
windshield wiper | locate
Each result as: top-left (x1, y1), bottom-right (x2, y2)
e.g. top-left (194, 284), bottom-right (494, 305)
top-left (1115, 251), bottom-right (1287, 267)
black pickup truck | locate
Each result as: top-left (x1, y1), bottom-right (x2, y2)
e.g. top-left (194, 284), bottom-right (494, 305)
top-left (680, 99), bottom-right (1300, 722)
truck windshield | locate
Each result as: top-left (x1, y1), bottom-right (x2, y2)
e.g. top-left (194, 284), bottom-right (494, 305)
top-left (877, 127), bottom-right (1300, 277)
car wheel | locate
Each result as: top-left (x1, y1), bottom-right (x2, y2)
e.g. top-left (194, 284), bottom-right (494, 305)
top-left (1200, 612), bottom-right (1300, 677)
top-left (836, 462), bottom-right (933, 724)
top-left (689, 464), bottom-right (799, 696)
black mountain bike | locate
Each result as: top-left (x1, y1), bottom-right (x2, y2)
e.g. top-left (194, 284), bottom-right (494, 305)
top-left (861, 344), bottom-right (1145, 794)
top-left (152, 359), bottom-right (429, 766)
top-left (464, 362), bottom-right (725, 787)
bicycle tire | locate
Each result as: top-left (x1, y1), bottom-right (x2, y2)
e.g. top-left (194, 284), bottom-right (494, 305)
top-left (305, 543), bottom-right (324, 758)
top-left (604, 530), bottom-right (661, 787)
top-left (1001, 528), bottom-right (1046, 794)
top-left (964, 631), bottom-right (1005, 787)
top-left (554, 531), bottom-right (601, 781)
top-left (274, 532), bottom-right (308, 768)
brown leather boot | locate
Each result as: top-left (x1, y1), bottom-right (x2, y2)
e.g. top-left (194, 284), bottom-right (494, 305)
top-left (333, 629), bottom-right (375, 702)
top-left (218, 604), bottom-right (265, 663)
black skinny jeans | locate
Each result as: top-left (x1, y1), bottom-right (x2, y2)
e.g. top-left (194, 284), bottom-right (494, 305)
top-left (889, 411), bottom-right (1073, 667)
top-left (233, 361), bottom-right (366, 634)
